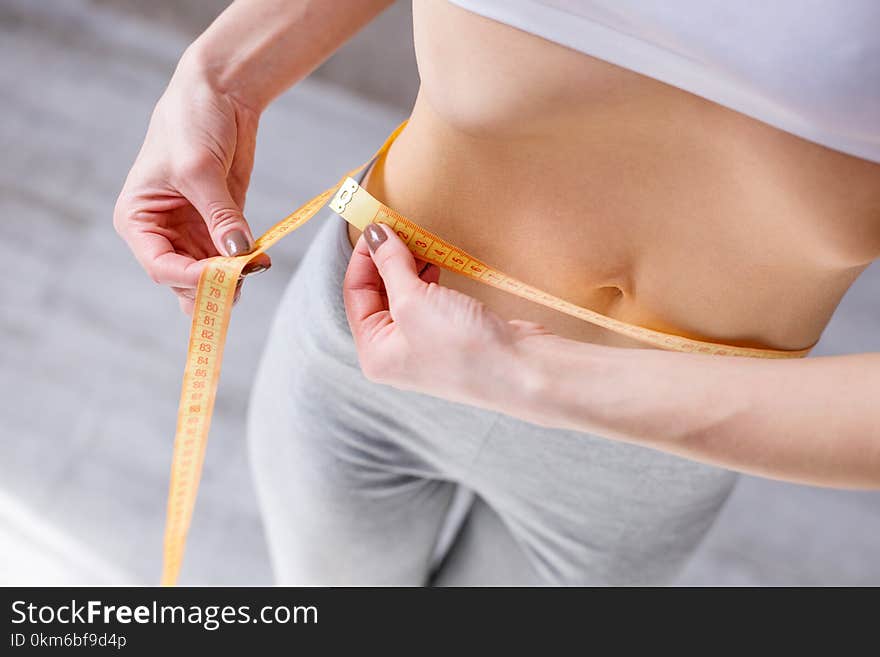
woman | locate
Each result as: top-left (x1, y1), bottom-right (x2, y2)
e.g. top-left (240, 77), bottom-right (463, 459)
top-left (115, 0), bottom-right (880, 584)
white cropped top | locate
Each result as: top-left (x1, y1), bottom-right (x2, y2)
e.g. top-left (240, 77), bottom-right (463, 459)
top-left (448, 0), bottom-right (880, 163)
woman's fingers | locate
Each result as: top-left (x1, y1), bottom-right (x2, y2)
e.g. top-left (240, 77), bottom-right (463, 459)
top-left (418, 262), bottom-right (441, 284)
top-left (177, 295), bottom-right (195, 316)
top-left (116, 217), bottom-right (206, 288)
top-left (508, 319), bottom-right (552, 339)
top-left (171, 286), bottom-right (195, 300)
top-left (129, 230), bottom-right (269, 292)
top-left (343, 235), bottom-right (391, 332)
top-left (241, 255), bottom-right (272, 276)
top-left (342, 225), bottom-right (523, 397)
top-left (343, 225), bottom-right (445, 347)
top-left (361, 223), bottom-right (423, 305)
top-left (178, 159), bottom-right (258, 258)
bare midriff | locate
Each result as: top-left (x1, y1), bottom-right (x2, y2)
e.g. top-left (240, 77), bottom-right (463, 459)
top-left (349, 0), bottom-right (880, 351)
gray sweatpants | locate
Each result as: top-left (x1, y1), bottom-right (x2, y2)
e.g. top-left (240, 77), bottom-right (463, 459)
top-left (247, 215), bottom-right (737, 586)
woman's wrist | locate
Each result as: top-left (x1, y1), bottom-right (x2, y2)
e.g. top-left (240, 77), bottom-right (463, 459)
top-left (173, 0), bottom-right (395, 115)
top-left (512, 334), bottom-right (755, 452)
top-left (507, 336), bottom-right (707, 441)
top-left (173, 42), bottom-right (267, 115)
top-left (491, 335), bottom-right (616, 429)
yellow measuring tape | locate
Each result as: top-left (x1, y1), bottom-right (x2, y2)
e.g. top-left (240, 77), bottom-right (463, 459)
top-left (160, 121), bottom-right (810, 585)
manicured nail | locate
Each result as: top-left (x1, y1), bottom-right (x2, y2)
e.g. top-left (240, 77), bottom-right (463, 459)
top-left (233, 280), bottom-right (243, 304)
top-left (364, 223), bottom-right (387, 253)
top-left (224, 230), bottom-right (251, 257)
top-left (241, 262), bottom-right (270, 277)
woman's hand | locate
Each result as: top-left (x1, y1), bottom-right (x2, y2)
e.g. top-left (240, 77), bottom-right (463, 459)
top-left (114, 65), bottom-right (270, 315)
top-left (343, 223), bottom-right (551, 407)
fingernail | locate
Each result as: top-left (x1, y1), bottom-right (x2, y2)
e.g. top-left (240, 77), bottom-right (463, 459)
top-left (364, 223), bottom-right (387, 253)
top-left (241, 262), bottom-right (270, 277)
top-left (224, 230), bottom-right (251, 257)
top-left (233, 280), bottom-right (242, 304)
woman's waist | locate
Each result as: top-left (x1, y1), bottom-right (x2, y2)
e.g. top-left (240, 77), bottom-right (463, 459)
top-left (354, 110), bottom-right (872, 351)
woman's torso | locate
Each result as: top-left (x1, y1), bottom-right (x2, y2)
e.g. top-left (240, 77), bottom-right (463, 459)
top-left (350, 0), bottom-right (880, 350)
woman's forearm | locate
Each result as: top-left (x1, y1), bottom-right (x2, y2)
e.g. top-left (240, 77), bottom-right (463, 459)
top-left (341, 223), bottom-right (879, 489)
top-left (514, 337), bottom-right (880, 488)
top-left (179, 0), bottom-right (394, 111)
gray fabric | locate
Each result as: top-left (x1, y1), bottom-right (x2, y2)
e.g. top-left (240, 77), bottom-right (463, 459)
top-left (247, 215), bottom-right (739, 585)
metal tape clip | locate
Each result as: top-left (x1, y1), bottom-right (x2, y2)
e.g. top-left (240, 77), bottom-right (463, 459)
top-left (329, 177), bottom-right (360, 214)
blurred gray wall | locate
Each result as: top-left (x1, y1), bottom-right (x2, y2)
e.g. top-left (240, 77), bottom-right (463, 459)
top-left (90, 0), bottom-right (420, 109)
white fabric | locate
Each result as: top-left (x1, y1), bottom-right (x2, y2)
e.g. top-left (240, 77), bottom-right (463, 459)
top-left (448, 0), bottom-right (880, 163)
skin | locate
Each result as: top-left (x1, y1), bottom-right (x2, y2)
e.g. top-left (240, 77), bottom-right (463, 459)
top-left (346, 224), bottom-right (880, 489)
top-left (114, 0), bottom-right (394, 313)
top-left (117, 0), bottom-right (880, 487)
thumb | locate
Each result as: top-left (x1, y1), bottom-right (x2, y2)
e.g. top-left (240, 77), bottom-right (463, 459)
top-left (363, 223), bottom-right (423, 304)
top-left (185, 167), bottom-right (254, 257)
